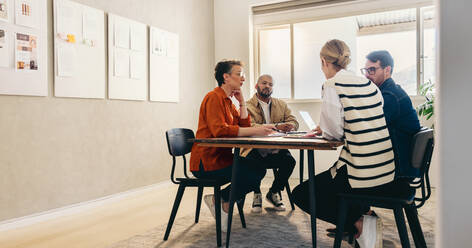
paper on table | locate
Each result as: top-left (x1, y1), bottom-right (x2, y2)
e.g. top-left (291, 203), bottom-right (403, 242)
top-left (0, 29), bottom-right (8, 67)
top-left (57, 42), bottom-right (76, 77)
top-left (82, 8), bottom-right (99, 45)
top-left (114, 49), bottom-right (129, 78)
top-left (56, 0), bottom-right (81, 38)
top-left (129, 52), bottom-right (144, 80)
top-left (15, 0), bottom-right (38, 28)
top-left (130, 24), bottom-right (145, 51)
top-left (114, 18), bottom-right (129, 49)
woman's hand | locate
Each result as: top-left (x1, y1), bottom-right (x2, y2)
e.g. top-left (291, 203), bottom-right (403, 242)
top-left (253, 125), bottom-right (274, 136)
top-left (232, 89), bottom-right (244, 104)
top-left (312, 126), bottom-right (322, 135)
top-left (304, 126), bottom-right (322, 137)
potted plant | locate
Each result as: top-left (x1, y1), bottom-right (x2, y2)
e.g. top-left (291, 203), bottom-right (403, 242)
top-left (417, 79), bottom-right (435, 127)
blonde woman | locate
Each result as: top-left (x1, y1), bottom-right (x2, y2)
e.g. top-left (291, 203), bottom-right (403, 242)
top-left (292, 40), bottom-right (412, 248)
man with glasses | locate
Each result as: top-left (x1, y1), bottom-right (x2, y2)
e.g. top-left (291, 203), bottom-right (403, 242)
top-left (362, 50), bottom-right (421, 180)
top-left (241, 74), bottom-right (298, 213)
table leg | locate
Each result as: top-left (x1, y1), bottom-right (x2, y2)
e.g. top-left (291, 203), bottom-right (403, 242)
top-left (299, 149), bottom-right (304, 184)
top-left (226, 148), bottom-right (240, 248)
top-left (307, 150), bottom-right (317, 247)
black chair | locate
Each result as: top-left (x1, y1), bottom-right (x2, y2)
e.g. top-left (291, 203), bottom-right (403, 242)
top-left (333, 127), bottom-right (434, 248)
top-left (163, 128), bottom-right (247, 247)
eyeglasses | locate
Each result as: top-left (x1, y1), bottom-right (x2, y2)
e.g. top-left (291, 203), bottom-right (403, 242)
top-left (360, 66), bottom-right (382, 75)
top-left (231, 71), bottom-right (245, 78)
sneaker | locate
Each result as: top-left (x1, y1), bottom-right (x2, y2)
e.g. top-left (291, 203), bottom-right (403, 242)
top-left (204, 194), bottom-right (228, 232)
top-left (265, 191), bottom-right (286, 211)
top-left (252, 193), bottom-right (262, 213)
top-left (356, 215), bottom-right (383, 248)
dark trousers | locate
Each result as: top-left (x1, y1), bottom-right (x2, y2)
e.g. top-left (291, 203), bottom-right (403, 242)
top-left (192, 157), bottom-right (267, 202)
top-left (246, 149), bottom-right (295, 194)
top-left (292, 165), bottom-right (412, 233)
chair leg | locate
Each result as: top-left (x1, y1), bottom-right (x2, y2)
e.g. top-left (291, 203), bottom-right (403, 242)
top-left (393, 206), bottom-right (411, 248)
top-left (214, 186), bottom-right (222, 247)
top-left (195, 186), bottom-right (204, 223)
top-left (299, 150), bottom-right (304, 184)
top-left (237, 195), bottom-right (247, 228)
top-left (405, 205), bottom-right (427, 248)
top-left (334, 197), bottom-right (348, 248)
top-left (163, 184), bottom-right (186, 241)
top-left (285, 181), bottom-right (295, 210)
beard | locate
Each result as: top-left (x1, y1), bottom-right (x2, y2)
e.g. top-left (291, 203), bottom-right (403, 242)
top-left (257, 87), bottom-right (272, 98)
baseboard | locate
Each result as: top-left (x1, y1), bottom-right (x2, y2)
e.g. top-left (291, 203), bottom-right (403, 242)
top-left (0, 180), bottom-right (172, 232)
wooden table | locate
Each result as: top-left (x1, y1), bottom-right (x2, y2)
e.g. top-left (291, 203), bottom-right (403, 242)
top-left (194, 136), bottom-right (344, 248)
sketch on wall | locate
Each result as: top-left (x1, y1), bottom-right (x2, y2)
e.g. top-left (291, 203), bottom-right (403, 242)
top-left (150, 26), bottom-right (179, 102)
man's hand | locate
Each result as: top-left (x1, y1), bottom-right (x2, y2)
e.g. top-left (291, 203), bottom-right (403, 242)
top-left (276, 123), bottom-right (294, 132)
top-left (232, 89), bottom-right (244, 104)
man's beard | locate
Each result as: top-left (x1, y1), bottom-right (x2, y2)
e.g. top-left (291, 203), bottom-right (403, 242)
top-left (257, 87), bottom-right (272, 98)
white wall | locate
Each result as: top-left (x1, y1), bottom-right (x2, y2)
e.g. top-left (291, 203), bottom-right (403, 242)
top-left (437, 0), bottom-right (472, 247)
top-left (0, 0), bottom-right (215, 222)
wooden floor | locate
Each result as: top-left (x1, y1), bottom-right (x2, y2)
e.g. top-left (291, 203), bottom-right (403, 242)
top-left (0, 182), bottom-right (205, 248)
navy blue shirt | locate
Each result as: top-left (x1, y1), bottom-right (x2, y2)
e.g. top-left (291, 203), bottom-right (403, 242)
top-left (379, 78), bottom-right (421, 179)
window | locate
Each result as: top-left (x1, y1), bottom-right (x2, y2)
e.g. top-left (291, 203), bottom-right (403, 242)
top-left (258, 27), bottom-right (291, 99)
top-left (255, 5), bottom-right (436, 99)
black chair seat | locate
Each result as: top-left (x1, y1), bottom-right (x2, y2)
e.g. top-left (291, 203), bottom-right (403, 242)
top-left (175, 177), bottom-right (229, 186)
top-left (338, 192), bottom-right (415, 207)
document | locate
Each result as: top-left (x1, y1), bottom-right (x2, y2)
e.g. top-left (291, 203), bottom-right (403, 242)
top-left (82, 8), bottom-right (99, 46)
top-left (0, 29), bottom-right (8, 67)
top-left (129, 52), bottom-right (144, 80)
top-left (57, 42), bottom-right (76, 77)
top-left (114, 49), bottom-right (129, 78)
top-left (15, 0), bottom-right (38, 28)
top-left (130, 24), bottom-right (145, 51)
top-left (0, 0), bottom-right (8, 22)
top-left (151, 27), bottom-right (166, 56)
top-left (56, 0), bottom-right (81, 38)
top-left (15, 32), bottom-right (38, 71)
top-left (114, 18), bottom-right (129, 49)
top-left (166, 32), bottom-right (178, 58)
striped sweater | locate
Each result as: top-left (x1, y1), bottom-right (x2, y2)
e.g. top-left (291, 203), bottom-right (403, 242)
top-left (327, 72), bottom-right (395, 188)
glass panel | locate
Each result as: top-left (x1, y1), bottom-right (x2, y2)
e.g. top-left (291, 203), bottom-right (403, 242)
top-left (259, 28), bottom-right (291, 99)
top-left (422, 6), bottom-right (436, 88)
top-left (293, 17), bottom-right (358, 99)
top-left (356, 8), bottom-right (418, 95)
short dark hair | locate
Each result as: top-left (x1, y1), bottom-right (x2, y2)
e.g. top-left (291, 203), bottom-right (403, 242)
top-left (366, 50), bottom-right (394, 74)
top-left (214, 60), bottom-right (243, 86)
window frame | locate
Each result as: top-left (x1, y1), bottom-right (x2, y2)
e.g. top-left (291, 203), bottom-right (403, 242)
top-left (253, 3), bottom-right (435, 101)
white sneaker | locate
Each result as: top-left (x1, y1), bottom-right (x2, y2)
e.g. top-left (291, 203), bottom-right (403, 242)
top-left (266, 191), bottom-right (286, 211)
top-left (356, 215), bottom-right (383, 248)
top-left (204, 194), bottom-right (228, 232)
top-left (252, 193), bottom-right (262, 213)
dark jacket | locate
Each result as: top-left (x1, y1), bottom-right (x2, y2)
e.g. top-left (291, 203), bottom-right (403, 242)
top-left (379, 78), bottom-right (421, 179)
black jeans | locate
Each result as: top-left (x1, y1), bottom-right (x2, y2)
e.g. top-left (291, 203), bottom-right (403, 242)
top-left (292, 165), bottom-right (412, 233)
top-left (192, 157), bottom-right (267, 202)
top-left (246, 149), bottom-right (296, 194)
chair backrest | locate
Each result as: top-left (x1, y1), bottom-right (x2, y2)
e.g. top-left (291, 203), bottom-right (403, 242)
top-left (166, 128), bottom-right (195, 156)
top-left (165, 128), bottom-right (195, 184)
top-left (409, 127), bottom-right (434, 208)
